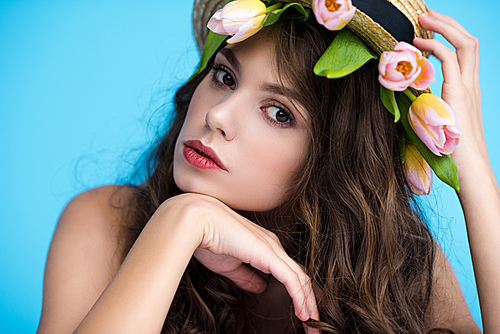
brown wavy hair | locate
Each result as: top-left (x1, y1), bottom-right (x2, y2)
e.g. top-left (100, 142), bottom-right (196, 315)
top-left (121, 16), bottom-right (438, 333)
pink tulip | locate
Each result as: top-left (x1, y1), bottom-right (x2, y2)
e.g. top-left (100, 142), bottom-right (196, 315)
top-left (207, 0), bottom-right (267, 44)
top-left (408, 93), bottom-right (460, 156)
top-left (378, 42), bottom-right (435, 91)
top-left (403, 144), bottom-right (433, 195)
top-left (312, 0), bottom-right (356, 31)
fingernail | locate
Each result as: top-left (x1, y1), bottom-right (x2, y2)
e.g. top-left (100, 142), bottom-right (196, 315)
top-left (303, 308), bottom-right (310, 321)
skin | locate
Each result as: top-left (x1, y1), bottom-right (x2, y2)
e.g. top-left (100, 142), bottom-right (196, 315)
top-left (36, 9), bottom-right (498, 334)
top-left (415, 11), bottom-right (500, 332)
top-left (173, 34), bottom-right (310, 212)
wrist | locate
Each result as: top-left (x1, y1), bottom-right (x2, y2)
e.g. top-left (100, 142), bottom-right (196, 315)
top-left (157, 193), bottom-right (211, 250)
top-left (452, 142), bottom-right (490, 177)
top-left (454, 156), bottom-right (498, 199)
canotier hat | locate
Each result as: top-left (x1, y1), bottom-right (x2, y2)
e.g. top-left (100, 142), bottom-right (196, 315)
top-left (189, 0), bottom-right (461, 196)
top-left (192, 0), bottom-right (433, 55)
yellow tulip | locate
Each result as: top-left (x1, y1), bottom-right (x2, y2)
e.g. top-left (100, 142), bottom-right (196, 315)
top-left (403, 144), bottom-right (432, 195)
top-left (207, 0), bottom-right (267, 44)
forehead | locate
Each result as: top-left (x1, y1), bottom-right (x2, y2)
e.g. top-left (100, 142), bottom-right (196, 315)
top-left (223, 34), bottom-right (277, 75)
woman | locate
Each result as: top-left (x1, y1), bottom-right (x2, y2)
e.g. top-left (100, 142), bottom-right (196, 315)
top-left (37, 0), bottom-right (499, 333)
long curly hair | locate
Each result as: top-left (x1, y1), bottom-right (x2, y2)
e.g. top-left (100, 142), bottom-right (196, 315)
top-left (120, 16), bottom-right (439, 333)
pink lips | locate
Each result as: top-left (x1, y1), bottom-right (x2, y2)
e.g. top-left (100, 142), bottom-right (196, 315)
top-left (183, 140), bottom-right (227, 171)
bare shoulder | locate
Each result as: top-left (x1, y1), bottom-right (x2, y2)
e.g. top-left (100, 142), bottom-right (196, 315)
top-left (37, 185), bottom-right (134, 333)
top-left (427, 244), bottom-right (482, 333)
top-left (56, 185), bottom-right (132, 243)
top-left (52, 185), bottom-right (133, 266)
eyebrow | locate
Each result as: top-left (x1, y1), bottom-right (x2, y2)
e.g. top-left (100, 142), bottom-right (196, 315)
top-left (219, 48), bottom-right (306, 113)
top-left (260, 84), bottom-right (307, 111)
top-left (219, 48), bottom-right (241, 73)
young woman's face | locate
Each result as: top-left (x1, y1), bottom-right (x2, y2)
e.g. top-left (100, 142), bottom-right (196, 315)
top-left (173, 35), bottom-right (310, 211)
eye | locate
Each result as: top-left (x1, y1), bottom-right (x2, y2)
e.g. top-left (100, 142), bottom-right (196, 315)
top-left (212, 64), bottom-right (235, 88)
top-left (263, 104), bottom-right (294, 126)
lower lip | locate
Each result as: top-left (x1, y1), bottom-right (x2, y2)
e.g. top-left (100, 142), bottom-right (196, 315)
top-left (183, 146), bottom-right (223, 170)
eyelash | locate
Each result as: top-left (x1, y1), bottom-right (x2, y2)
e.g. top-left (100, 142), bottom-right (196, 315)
top-left (211, 64), bottom-right (235, 89)
top-left (262, 103), bottom-right (295, 128)
top-left (211, 62), bottom-right (295, 128)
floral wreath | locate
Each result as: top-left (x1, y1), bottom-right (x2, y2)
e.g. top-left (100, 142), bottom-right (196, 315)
top-left (191, 0), bottom-right (460, 196)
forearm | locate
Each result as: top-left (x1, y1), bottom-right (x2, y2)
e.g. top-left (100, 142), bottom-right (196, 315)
top-left (456, 154), bottom-right (500, 333)
top-left (75, 200), bottom-right (202, 334)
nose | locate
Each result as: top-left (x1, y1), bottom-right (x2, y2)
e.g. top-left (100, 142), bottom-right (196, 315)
top-left (205, 97), bottom-right (238, 141)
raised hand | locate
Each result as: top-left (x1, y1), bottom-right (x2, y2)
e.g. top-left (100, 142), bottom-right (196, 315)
top-left (166, 193), bottom-right (321, 333)
top-left (413, 10), bottom-right (485, 170)
top-left (415, 10), bottom-right (500, 332)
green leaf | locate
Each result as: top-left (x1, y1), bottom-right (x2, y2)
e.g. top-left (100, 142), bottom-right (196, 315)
top-left (282, 2), bottom-right (310, 20)
top-left (263, 8), bottom-right (285, 26)
top-left (263, 3), bottom-right (309, 26)
top-left (314, 29), bottom-right (378, 79)
top-left (189, 31), bottom-right (228, 81)
top-left (399, 137), bottom-right (406, 163)
top-left (380, 86), bottom-right (400, 122)
top-left (396, 93), bottom-right (460, 192)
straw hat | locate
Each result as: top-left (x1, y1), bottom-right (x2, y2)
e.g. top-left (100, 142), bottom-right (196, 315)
top-left (192, 0), bottom-right (433, 56)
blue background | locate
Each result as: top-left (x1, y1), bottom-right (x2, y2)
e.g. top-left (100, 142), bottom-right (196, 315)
top-left (0, 0), bottom-right (498, 332)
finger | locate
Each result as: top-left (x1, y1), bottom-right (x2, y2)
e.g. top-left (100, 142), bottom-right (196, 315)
top-left (421, 11), bottom-right (476, 48)
top-left (219, 263), bottom-right (268, 294)
top-left (297, 271), bottom-right (321, 334)
top-left (424, 10), bottom-right (480, 93)
top-left (250, 252), bottom-right (310, 321)
top-left (413, 37), bottom-right (462, 85)
top-left (193, 246), bottom-right (268, 294)
top-left (263, 238), bottom-right (321, 323)
top-left (419, 13), bottom-right (478, 80)
top-left (300, 276), bottom-right (321, 334)
top-left (272, 254), bottom-right (320, 326)
top-left (428, 9), bottom-right (472, 37)
top-left (280, 256), bottom-right (320, 321)
top-left (427, 9), bottom-right (480, 90)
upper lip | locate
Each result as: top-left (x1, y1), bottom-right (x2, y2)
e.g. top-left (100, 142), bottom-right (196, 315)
top-left (184, 140), bottom-right (227, 171)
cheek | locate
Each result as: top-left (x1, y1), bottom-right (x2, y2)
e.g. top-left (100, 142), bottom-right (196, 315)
top-left (230, 132), bottom-right (309, 210)
top-left (173, 84), bottom-right (208, 188)
top-left (174, 77), bottom-right (215, 159)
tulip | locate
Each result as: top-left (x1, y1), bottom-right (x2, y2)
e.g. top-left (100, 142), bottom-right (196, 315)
top-left (312, 0), bottom-right (356, 31)
top-left (403, 144), bottom-right (433, 195)
top-left (378, 42), bottom-right (435, 92)
top-left (207, 0), bottom-right (267, 44)
top-left (408, 93), bottom-right (460, 156)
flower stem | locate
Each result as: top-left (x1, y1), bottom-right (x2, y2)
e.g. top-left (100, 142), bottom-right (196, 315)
top-left (266, 3), bottom-right (283, 13)
top-left (388, 89), bottom-right (401, 122)
top-left (403, 89), bottom-right (417, 102)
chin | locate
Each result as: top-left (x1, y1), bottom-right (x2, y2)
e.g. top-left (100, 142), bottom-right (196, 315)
top-left (174, 178), bottom-right (286, 213)
top-left (173, 165), bottom-right (293, 213)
